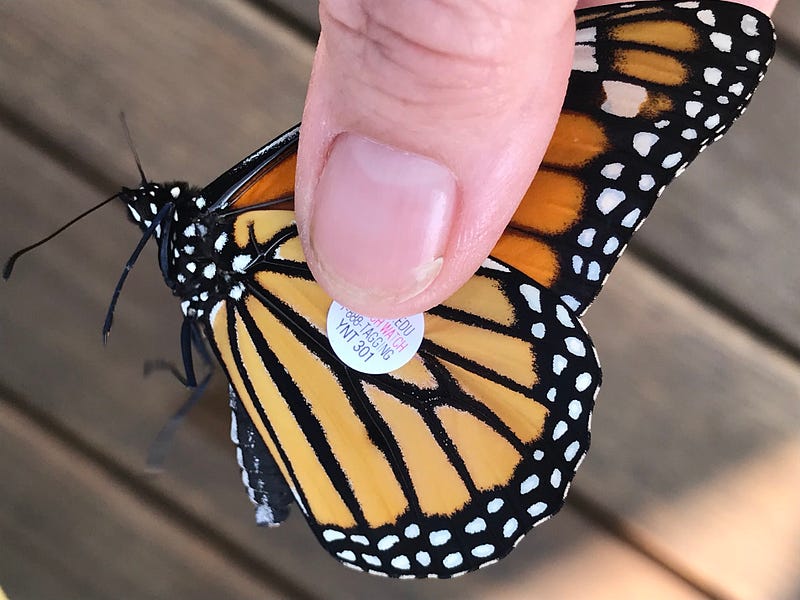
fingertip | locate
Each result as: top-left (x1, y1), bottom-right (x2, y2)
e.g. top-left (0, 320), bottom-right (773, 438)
top-left (306, 133), bottom-right (457, 317)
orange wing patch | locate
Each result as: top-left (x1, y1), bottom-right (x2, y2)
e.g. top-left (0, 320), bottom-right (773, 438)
top-left (610, 20), bottom-right (699, 51)
top-left (613, 49), bottom-right (688, 85)
top-left (228, 150), bottom-right (297, 210)
top-left (491, 232), bottom-right (559, 288)
top-left (435, 406), bottom-right (523, 491)
top-left (363, 384), bottom-right (471, 515)
top-left (542, 112), bottom-right (608, 168)
top-left (512, 170), bottom-right (585, 235)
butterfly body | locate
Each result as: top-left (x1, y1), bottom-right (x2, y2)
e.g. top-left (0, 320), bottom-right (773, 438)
top-left (120, 183), bottom-right (225, 316)
top-left (7, 0), bottom-right (775, 580)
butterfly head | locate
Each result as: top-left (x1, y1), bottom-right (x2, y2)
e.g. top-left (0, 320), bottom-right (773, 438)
top-left (120, 181), bottom-right (204, 238)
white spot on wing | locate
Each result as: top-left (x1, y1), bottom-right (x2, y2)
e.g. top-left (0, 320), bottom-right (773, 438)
top-left (464, 518), bottom-right (486, 534)
top-left (443, 553), bottom-right (463, 569)
top-left (232, 254), bottom-right (252, 273)
top-left (336, 550), bottom-right (355, 562)
top-left (373, 535), bottom-right (397, 552)
top-left (601, 163), bottom-right (624, 180)
top-left (471, 544), bottom-right (494, 558)
top-left (596, 188), bottom-right (625, 214)
top-left (710, 32), bottom-right (732, 52)
top-left (214, 232), bottom-right (228, 251)
top-left (633, 132), bottom-right (658, 157)
top-left (577, 228), bottom-right (596, 247)
top-left (503, 518), bottom-right (518, 538)
top-left (565, 337), bottom-right (586, 357)
top-left (572, 44), bottom-right (598, 72)
top-left (575, 27), bottom-right (596, 43)
top-left (519, 284), bottom-right (542, 313)
top-left (741, 14), bottom-right (759, 36)
top-left (429, 530), bottom-right (451, 546)
top-left (551, 469), bottom-right (562, 488)
top-left (603, 237), bottom-right (619, 255)
top-left (565, 441), bottom-right (581, 461)
top-left (482, 258), bottom-right (509, 272)
top-left (662, 152), bottom-right (682, 169)
top-left (686, 101), bottom-right (704, 119)
top-left (705, 114), bottom-right (721, 129)
top-left (390, 555), bottom-right (411, 570)
top-left (487, 498), bottom-right (504, 513)
top-left (568, 399), bottom-right (583, 419)
top-left (697, 9), bottom-right (715, 26)
top-left (704, 67), bottom-right (722, 86)
top-left (576, 372), bottom-right (593, 392)
top-left (601, 81), bottom-right (647, 118)
top-left (527, 502), bottom-right (547, 517)
top-left (520, 474), bottom-right (539, 494)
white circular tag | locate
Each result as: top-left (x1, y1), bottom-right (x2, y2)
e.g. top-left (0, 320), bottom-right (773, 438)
top-left (326, 301), bottom-right (424, 375)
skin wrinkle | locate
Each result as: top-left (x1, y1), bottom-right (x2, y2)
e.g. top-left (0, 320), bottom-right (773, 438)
top-left (319, 4), bottom-right (548, 134)
top-left (323, 0), bottom-right (531, 61)
top-left (320, 3), bottom-right (515, 92)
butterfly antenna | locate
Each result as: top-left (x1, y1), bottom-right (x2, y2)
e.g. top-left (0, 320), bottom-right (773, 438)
top-left (119, 111), bottom-right (148, 185)
top-left (3, 191), bottom-right (121, 280)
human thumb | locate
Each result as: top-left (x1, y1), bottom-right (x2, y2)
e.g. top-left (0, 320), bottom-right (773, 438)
top-left (295, 0), bottom-right (578, 318)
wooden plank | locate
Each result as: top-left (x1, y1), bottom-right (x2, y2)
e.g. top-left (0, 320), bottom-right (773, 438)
top-left (0, 0), bottom-right (313, 187)
top-left (253, 0), bottom-right (319, 35)
top-left (0, 397), bottom-right (291, 600)
top-left (773, 0), bottom-right (800, 49)
top-left (0, 114), bottom-right (705, 600)
top-left (635, 53), bottom-right (800, 349)
top-left (1, 0), bottom-right (798, 597)
top-left (580, 257), bottom-right (800, 600)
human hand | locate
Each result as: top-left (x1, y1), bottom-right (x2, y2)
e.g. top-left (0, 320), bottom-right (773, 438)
top-left (294, 0), bottom-right (778, 319)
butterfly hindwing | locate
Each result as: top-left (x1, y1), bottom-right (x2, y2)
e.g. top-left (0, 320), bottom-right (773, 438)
top-left (205, 211), bottom-right (599, 577)
top-left (493, 0), bottom-right (775, 313)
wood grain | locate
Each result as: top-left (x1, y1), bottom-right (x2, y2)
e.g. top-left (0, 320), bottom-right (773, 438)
top-left (1, 0), bottom-right (798, 598)
top-left (0, 396), bottom-right (291, 600)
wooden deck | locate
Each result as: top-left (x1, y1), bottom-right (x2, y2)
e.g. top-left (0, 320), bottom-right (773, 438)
top-left (1, 2), bottom-right (797, 598)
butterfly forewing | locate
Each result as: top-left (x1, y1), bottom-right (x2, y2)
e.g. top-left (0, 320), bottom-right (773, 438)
top-left (492, 0), bottom-right (775, 313)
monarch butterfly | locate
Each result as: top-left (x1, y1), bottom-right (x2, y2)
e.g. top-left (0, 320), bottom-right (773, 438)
top-left (3, 0), bottom-right (775, 579)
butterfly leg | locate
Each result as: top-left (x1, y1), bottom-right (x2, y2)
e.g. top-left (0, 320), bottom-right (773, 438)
top-left (228, 385), bottom-right (293, 526)
top-left (145, 319), bottom-right (217, 468)
top-left (146, 370), bottom-right (212, 469)
top-left (143, 318), bottom-right (207, 386)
